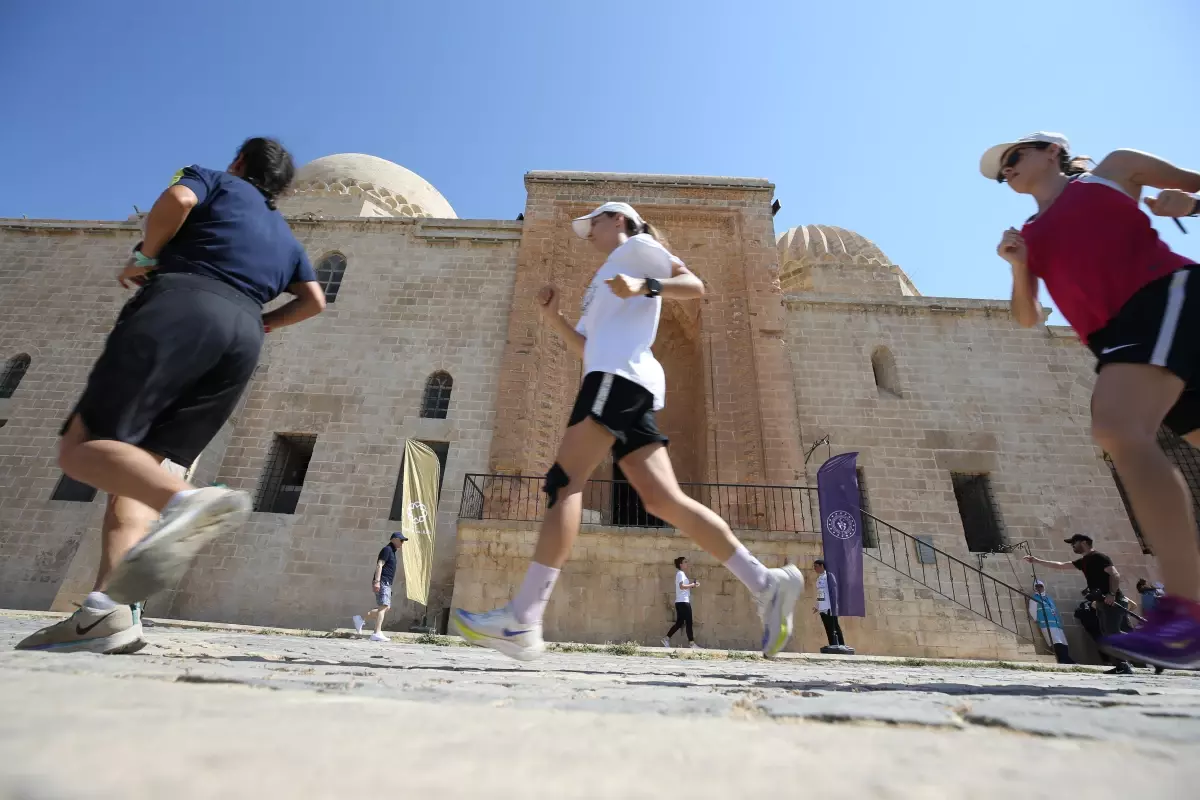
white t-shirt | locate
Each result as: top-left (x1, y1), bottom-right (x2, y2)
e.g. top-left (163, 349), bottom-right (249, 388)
top-left (675, 570), bottom-right (691, 603)
top-left (816, 573), bottom-right (831, 613)
top-left (575, 234), bottom-right (682, 411)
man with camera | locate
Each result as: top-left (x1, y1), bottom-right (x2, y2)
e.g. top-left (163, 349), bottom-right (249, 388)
top-left (1025, 534), bottom-right (1134, 674)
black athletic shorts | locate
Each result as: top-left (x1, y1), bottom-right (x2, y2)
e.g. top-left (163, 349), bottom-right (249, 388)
top-left (567, 371), bottom-right (669, 462)
top-left (1088, 265), bottom-right (1200, 435)
top-left (63, 272), bottom-right (264, 466)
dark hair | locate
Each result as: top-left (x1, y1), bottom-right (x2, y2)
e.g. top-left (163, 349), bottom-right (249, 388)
top-left (813, 558), bottom-right (825, 568)
top-left (1058, 148), bottom-right (1092, 177)
top-left (601, 211), bottom-right (667, 246)
top-left (1136, 578), bottom-right (1149, 591)
top-left (674, 556), bottom-right (686, 569)
top-left (235, 137), bottom-right (295, 210)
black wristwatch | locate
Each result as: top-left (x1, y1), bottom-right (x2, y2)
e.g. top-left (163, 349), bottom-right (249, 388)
top-left (644, 277), bottom-right (663, 298)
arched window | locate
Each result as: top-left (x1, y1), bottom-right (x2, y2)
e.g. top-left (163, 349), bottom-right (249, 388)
top-left (315, 252), bottom-right (347, 303)
top-left (0, 354), bottom-right (31, 399)
top-left (871, 346), bottom-right (900, 397)
top-left (421, 372), bottom-right (453, 419)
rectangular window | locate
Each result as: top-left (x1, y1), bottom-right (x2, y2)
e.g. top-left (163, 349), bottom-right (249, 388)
top-left (51, 474), bottom-right (98, 503)
top-left (389, 440), bottom-right (450, 522)
top-left (856, 467), bottom-right (878, 548)
top-left (255, 434), bottom-right (317, 514)
top-left (950, 472), bottom-right (1006, 553)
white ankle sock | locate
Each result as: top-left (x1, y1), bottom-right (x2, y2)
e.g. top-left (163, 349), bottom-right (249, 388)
top-left (163, 488), bottom-right (202, 513)
top-left (84, 591), bottom-right (117, 610)
top-left (724, 547), bottom-right (770, 593)
top-left (511, 562), bottom-right (560, 625)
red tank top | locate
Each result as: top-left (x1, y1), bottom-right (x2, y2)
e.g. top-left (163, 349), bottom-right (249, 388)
top-left (1020, 175), bottom-right (1194, 341)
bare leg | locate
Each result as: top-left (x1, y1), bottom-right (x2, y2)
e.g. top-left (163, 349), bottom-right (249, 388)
top-left (59, 415), bottom-right (191, 513)
top-left (93, 494), bottom-right (161, 592)
top-left (1092, 364), bottom-right (1200, 602)
top-left (373, 606), bottom-right (389, 635)
top-left (617, 444), bottom-right (741, 562)
top-left (531, 418), bottom-right (617, 569)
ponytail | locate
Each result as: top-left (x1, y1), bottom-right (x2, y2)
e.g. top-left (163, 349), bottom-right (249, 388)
top-left (1059, 150), bottom-right (1093, 177)
top-left (234, 137), bottom-right (295, 211)
top-left (616, 214), bottom-right (668, 247)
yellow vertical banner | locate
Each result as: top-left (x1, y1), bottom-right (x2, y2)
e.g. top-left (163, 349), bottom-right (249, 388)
top-left (401, 440), bottom-right (440, 606)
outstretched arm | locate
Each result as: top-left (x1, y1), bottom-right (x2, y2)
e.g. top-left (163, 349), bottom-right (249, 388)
top-left (1023, 555), bottom-right (1075, 571)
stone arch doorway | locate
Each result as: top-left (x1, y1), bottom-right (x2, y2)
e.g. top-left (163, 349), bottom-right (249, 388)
top-left (604, 300), bottom-right (708, 525)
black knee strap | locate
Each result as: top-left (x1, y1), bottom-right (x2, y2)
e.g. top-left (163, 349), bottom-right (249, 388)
top-left (543, 463), bottom-right (570, 509)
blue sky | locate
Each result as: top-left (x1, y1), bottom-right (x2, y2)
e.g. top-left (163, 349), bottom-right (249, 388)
top-left (1, 1), bottom-right (1197, 321)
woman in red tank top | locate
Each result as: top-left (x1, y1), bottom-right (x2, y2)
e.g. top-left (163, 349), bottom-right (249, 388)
top-left (981, 132), bottom-right (1200, 670)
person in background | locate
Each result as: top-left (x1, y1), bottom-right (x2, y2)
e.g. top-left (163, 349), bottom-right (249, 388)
top-left (661, 556), bottom-right (700, 648)
top-left (1029, 580), bottom-right (1074, 664)
top-left (1026, 535), bottom-right (1133, 674)
top-left (813, 559), bottom-right (846, 649)
top-left (1137, 579), bottom-right (1162, 615)
top-left (353, 532), bottom-right (407, 642)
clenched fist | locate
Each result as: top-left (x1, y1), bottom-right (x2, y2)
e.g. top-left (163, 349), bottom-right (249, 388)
top-left (536, 284), bottom-right (561, 320)
top-left (997, 227), bottom-right (1028, 268)
top-left (1145, 189), bottom-right (1199, 218)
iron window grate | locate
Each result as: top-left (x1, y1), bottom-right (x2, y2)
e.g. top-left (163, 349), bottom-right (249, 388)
top-left (255, 434), bottom-right (317, 514)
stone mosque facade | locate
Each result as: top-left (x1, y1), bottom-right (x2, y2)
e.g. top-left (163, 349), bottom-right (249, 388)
top-left (0, 153), bottom-right (1170, 661)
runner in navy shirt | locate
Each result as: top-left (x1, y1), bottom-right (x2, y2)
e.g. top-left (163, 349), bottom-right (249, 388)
top-left (19, 137), bottom-right (326, 657)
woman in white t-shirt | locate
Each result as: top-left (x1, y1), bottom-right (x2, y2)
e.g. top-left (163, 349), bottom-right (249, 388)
top-left (453, 202), bottom-right (804, 661)
top-left (662, 556), bottom-right (700, 648)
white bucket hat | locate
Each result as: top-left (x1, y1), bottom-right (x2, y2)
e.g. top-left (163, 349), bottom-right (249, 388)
top-left (979, 132), bottom-right (1070, 180)
top-left (571, 201), bottom-right (645, 239)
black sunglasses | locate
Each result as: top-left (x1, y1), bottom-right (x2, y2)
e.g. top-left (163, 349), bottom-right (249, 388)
top-left (997, 142), bottom-right (1051, 182)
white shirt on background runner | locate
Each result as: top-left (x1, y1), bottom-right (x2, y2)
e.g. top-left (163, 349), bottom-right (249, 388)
top-left (575, 233), bottom-right (682, 411)
top-left (816, 573), bottom-right (832, 613)
top-left (675, 570), bottom-right (691, 603)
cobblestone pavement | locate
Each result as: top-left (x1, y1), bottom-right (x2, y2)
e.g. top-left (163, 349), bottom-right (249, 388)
top-left (1, 612), bottom-right (1197, 799)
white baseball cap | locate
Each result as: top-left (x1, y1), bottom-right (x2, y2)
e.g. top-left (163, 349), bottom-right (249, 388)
top-left (979, 132), bottom-right (1070, 180)
top-left (572, 201), bottom-right (645, 239)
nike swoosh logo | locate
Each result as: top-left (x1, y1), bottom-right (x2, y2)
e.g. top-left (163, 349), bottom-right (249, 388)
top-left (1100, 344), bottom-right (1139, 355)
top-left (502, 628), bottom-right (532, 638)
top-left (76, 610), bottom-right (118, 636)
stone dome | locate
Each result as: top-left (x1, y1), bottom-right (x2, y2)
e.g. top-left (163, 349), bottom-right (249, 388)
top-left (777, 225), bottom-right (891, 268)
top-left (281, 153), bottom-right (456, 219)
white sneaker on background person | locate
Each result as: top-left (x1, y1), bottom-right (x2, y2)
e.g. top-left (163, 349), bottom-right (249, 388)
top-left (369, 632), bottom-right (389, 643)
top-left (352, 615), bottom-right (365, 634)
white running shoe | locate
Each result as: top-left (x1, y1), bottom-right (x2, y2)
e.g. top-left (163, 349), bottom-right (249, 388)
top-left (689, 642), bottom-right (700, 649)
top-left (352, 615), bottom-right (365, 634)
top-left (105, 487), bottom-right (251, 604)
top-left (369, 632), bottom-right (389, 642)
top-left (661, 637), bottom-right (671, 648)
top-left (452, 605), bottom-right (545, 661)
top-left (754, 565), bottom-right (805, 658)
top-left (15, 600), bottom-right (145, 654)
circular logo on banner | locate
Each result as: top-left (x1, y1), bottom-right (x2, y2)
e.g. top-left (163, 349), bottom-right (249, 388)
top-left (826, 510), bottom-right (857, 540)
top-left (408, 501), bottom-right (429, 528)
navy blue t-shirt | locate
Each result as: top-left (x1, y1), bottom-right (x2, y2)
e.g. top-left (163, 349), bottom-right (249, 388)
top-left (157, 165), bottom-right (316, 305)
top-left (378, 545), bottom-right (398, 585)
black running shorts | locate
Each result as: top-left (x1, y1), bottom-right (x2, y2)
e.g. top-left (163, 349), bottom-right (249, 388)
top-left (63, 272), bottom-right (265, 466)
top-left (1088, 265), bottom-right (1200, 435)
top-left (567, 371), bottom-right (669, 462)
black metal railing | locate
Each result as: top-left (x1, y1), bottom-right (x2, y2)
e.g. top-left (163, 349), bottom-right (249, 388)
top-left (459, 473), bottom-right (820, 533)
top-left (459, 473), bottom-right (1042, 645)
top-left (862, 510), bottom-right (1040, 644)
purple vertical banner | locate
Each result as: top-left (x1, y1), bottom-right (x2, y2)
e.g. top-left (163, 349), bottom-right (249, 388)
top-left (817, 452), bottom-right (865, 616)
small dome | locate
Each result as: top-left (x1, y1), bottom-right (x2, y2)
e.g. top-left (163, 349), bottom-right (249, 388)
top-left (777, 225), bottom-right (891, 268)
top-left (281, 153), bottom-right (456, 219)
